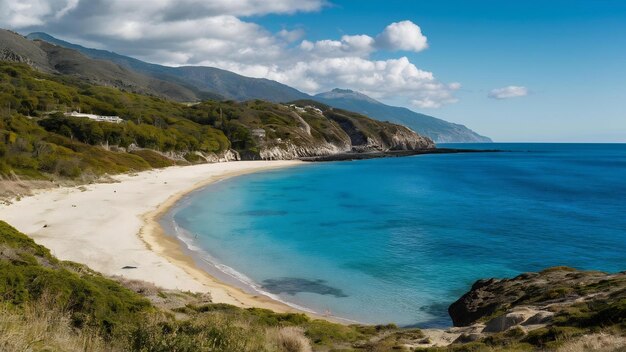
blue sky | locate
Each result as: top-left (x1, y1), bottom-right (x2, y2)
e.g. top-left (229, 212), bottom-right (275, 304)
top-left (254, 0), bottom-right (626, 142)
top-left (3, 0), bottom-right (625, 142)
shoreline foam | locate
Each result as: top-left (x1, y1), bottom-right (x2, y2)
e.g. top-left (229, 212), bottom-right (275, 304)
top-left (161, 203), bottom-right (357, 321)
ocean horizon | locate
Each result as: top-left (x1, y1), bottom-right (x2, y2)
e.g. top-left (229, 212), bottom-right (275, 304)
top-left (163, 143), bottom-right (626, 327)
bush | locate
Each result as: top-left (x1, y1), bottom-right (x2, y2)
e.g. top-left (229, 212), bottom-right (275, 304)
top-left (270, 327), bottom-right (312, 352)
top-left (0, 221), bottom-right (152, 335)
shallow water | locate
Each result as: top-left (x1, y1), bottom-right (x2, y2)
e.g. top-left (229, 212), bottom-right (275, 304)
top-left (167, 143), bottom-right (626, 327)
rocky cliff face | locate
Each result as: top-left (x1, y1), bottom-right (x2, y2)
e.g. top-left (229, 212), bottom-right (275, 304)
top-left (259, 141), bottom-right (347, 160)
top-left (230, 101), bottom-right (435, 159)
top-left (0, 48), bottom-right (36, 68)
top-left (324, 108), bottom-right (435, 152)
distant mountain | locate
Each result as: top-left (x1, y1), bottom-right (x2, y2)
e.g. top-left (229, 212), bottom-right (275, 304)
top-left (315, 89), bottom-right (492, 143)
top-left (27, 32), bottom-right (309, 103)
top-left (0, 30), bottom-right (198, 101)
top-left (24, 32), bottom-right (490, 143)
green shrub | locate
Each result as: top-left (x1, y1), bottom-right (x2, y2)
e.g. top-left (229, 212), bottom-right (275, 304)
top-left (0, 221), bottom-right (151, 335)
top-left (130, 149), bottom-right (176, 168)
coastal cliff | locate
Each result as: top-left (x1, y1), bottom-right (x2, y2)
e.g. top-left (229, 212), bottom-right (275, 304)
top-left (181, 99), bottom-right (435, 161)
top-left (251, 103), bottom-right (435, 160)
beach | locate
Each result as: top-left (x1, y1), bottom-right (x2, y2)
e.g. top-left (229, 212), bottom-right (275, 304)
top-left (0, 160), bottom-right (309, 315)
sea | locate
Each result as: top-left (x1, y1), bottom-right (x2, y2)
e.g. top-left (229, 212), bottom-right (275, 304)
top-left (162, 143), bottom-right (626, 327)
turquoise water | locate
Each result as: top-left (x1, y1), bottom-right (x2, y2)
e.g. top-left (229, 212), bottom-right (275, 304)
top-left (167, 144), bottom-right (626, 327)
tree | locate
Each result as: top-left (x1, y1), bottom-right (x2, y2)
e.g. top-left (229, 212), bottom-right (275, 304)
top-left (59, 125), bottom-right (73, 139)
top-left (89, 124), bottom-right (105, 145)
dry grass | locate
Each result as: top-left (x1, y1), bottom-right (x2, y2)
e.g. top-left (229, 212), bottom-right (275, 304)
top-left (0, 297), bottom-right (107, 352)
top-left (0, 173), bottom-right (119, 202)
top-left (112, 276), bottom-right (162, 296)
top-left (557, 333), bottom-right (626, 352)
top-left (0, 179), bottom-right (54, 202)
top-left (269, 327), bottom-right (312, 352)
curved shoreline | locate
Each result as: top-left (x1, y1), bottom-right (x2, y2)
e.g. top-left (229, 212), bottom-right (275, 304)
top-left (138, 163), bottom-right (345, 321)
top-left (0, 160), bottom-right (348, 324)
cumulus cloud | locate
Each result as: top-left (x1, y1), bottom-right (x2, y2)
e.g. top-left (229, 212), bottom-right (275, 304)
top-left (376, 20), bottom-right (428, 52)
top-left (488, 86), bottom-right (528, 99)
top-left (0, 0), bottom-right (459, 109)
top-left (300, 21), bottom-right (428, 57)
top-left (299, 34), bottom-right (376, 58)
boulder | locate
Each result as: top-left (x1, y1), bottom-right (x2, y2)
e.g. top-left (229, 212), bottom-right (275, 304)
top-left (522, 311), bottom-right (554, 325)
top-left (482, 313), bottom-right (527, 333)
top-left (453, 333), bottom-right (483, 344)
top-left (447, 267), bottom-right (623, 327)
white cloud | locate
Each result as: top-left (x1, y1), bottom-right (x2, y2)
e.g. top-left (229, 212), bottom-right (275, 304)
top-left (376, 20), bottom-right (428, 52)
top-left (0, 1), bottom-right (458, 109)
top-left (0, 0), bottom-right (73, 27)
top-left (277, 28), bottom-right (305, 43)
top-left (300, 21), bottom-right (429, 57)
top-left (299, 34), bottom-right (375, 58)
top-left (199, 56), bottom-right (458, 109)
top-left (488, 85), bottom-right (528, 99)
top-left (0, 0), bottom-right (328, 27)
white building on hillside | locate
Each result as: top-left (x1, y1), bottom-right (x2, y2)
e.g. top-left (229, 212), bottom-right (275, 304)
top-left (65, 111), bottom-right (123, 124)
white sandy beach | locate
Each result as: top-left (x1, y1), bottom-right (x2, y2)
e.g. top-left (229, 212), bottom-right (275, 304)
top-left (0, 160), bottom-right (310, 315)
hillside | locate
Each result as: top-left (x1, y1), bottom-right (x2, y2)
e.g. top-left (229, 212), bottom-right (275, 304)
top-left (0, 30), bottom-right (199, 101)
top-left (25, 32), bottom-right (490, 143)
top-left (27, 32), bottom-right (309, 103)
top-left (315, 89), bottom-right (492, 143)
top-left (0, 62), bottom-right (432, 189)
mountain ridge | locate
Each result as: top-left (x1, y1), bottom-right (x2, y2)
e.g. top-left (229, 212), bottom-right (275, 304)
top-left (315, 88), bottom-right (492, 143)
top-left (27, 32), bottom-right (309, 103)
top-left (22, 31), bottom-right (490, 143)
top-left (0, 29), bottom-right (200, 101)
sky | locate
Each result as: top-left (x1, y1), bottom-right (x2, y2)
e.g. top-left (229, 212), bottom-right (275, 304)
top-left (1, 0), bottom-right (625, 142)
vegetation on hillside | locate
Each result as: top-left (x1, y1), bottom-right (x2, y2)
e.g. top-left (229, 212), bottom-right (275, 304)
top-left (0, 62), bottom-right (431, 183)
top-left (0, 62), bottom-right (234, 180)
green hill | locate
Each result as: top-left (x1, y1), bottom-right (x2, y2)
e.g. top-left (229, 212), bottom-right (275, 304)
top-left (0, 29), bottom-right (199, 102)
top-left (0, 61), bottom-right (433, 184)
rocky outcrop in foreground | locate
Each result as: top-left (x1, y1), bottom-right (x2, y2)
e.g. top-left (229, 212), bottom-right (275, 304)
top-left (415, 267), bottom-right (626, 350)
top-left (449, 267), bottom-right (625, 329)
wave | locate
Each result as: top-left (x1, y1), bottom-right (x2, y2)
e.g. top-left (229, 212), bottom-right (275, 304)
top-left (169, 219), bottom-right (329, 317)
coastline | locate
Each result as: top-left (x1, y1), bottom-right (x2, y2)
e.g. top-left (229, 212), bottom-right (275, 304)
top-left (139, 163), bottom-right (350, 322)
top-left (0, 160), bottom-right (347, 322)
